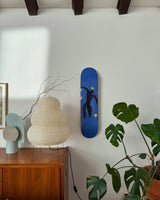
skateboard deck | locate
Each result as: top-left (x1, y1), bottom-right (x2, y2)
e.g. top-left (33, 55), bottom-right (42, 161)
top-left (80, 67), bottom-right (98, 138)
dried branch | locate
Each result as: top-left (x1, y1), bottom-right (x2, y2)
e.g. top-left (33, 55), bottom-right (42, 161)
top-left (23, 76), bottom-right (72, 120)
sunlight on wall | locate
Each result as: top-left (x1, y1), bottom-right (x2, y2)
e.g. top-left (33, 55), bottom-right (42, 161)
top-left (0, 27), bottom-right (49, 99)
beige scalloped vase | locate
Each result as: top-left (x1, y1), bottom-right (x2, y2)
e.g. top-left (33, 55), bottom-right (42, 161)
top-left (27, 97), bottom-right (69, 146)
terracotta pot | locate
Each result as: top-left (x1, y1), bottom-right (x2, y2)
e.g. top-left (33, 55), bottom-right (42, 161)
top-left (146, 178), bottom-right (160, 200)
top-left (144, 166), bottom-right (160, 200)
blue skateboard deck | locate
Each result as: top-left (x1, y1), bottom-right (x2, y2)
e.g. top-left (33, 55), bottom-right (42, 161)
top-left (80, 67), bottom-right (98, 138)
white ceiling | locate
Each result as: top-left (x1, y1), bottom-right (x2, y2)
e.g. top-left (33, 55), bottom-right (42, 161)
top-left (0, 0), bottom-right (160, 8)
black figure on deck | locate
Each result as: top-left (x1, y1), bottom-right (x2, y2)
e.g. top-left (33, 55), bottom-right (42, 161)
top-left (82, 87), bottom-right (98, 119)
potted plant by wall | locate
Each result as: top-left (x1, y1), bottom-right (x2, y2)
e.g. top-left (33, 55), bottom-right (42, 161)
top-left (87, 102), bottom-right (160, 200)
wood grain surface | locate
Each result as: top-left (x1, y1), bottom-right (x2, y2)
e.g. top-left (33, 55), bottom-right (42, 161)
top-left (0, 148), bottom-right (68, 200)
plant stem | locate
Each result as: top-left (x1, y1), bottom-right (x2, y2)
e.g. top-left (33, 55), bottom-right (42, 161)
top-left (121, 140), bottom-right (140, 168)
top-left (135, 120), bottom-right (153, 160)
top-left (150, 161), bottom-right (160, 180)
top-left (122, 141), bottom-right (127, 156)
top-left (112, 157), bottom-right (127, 168)
top-left (102, 157), bottom-right (127, 178)
top-left (126, 155), bottom-right (140, 168)
top-left (117, 166), bottom-right (133, 170)
top-left (130, 152), bottom-right (150, 159)
top-left (102, 153), bottom-right (141, 179)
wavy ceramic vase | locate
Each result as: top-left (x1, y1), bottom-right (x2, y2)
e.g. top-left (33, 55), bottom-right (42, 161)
top-left (3, 113), bottom-right (24, 154)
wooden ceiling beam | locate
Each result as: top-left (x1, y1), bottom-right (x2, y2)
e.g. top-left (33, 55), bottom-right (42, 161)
top-left (72, 0), bottom-right (83, 15)
top-left (24, 0), bottom-right (38, 15)
top-left (117, 0), bottom-right (131, 15)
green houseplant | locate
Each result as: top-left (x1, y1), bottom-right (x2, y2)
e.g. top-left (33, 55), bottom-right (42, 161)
top-left (87, 102), bottom-right (160, 200)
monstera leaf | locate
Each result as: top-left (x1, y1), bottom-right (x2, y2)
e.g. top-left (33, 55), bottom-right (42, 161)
top-left (124, 194), bottom-right (142, 200)
top-left (138, 153), bottom-right (147, 159)
top-left (141, 118), bottom-right (160, 145)
top-left (106, 164), bottom-right (121, 193)
top-left (124, 194), bottom-right (150, 200)
top-left (112, 102), bottom-right (139, 124)
top-left (151, 141), bottom-right (160, 156)
top-left (87, 176), bottom-right (107, 200)
top-left (105, 124), bottom-right (125, 147)
top-left (124, 168), bottom-right (151, 197)
top-left (156, 160), bottom-right (160, 168)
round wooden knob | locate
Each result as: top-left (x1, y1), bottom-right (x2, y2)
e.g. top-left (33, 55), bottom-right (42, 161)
top-left (3, 127), bottom-right (19, 142)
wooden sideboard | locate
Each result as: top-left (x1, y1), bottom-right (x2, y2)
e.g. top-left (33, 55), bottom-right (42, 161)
top-left (0, 148), bottom-right (68, 200)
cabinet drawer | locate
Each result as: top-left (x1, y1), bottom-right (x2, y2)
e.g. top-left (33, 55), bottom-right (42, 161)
top-left (3, 167), bottom-right (61, 200)
top-left (0, 168), bottom-right (2, 195)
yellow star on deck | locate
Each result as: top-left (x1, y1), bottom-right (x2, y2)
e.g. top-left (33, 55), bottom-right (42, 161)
top-left (94, 113), bottom-right (98, 117)
top-left (80, 96), bottom-right (82, 100)
top-left (80, 88), bottom-right (82, 92)
top-left (91, 87), bottom-right (94, 90)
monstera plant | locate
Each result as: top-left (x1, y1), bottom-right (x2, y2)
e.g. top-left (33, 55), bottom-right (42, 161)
top-left (87, 102), bottom-right (160, 200)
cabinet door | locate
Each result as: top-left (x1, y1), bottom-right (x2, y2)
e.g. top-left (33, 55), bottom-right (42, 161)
top-left (3, 167), bottom-right (61, 200)
top-left (0, 168), bottom-right (2, 200)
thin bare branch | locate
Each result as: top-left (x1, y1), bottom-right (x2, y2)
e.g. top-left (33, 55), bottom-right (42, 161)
top-left (22, 76), bottom-right (72, 120)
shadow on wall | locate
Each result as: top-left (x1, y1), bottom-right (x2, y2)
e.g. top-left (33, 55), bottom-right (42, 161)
top-left (63, 104), bottom-right (80, 140)
top-left (8, 98), bottom-right (37, 147)
top-left (0, 21), bottom-right (95, 200)
top-left (68, 146), bottom-right (102, 200)
top-left (8, 98), bottom-right (76, 148)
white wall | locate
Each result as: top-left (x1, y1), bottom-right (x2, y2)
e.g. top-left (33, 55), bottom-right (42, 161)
top-left (0, 8), bottom-right (160, 200)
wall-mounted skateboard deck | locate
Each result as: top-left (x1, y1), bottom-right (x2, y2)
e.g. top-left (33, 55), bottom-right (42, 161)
top-left (80, 67), bottom-right (98, 138)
